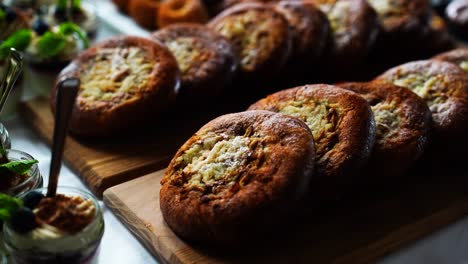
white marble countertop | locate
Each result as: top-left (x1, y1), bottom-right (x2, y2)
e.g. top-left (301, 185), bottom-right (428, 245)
top-left (2, 1), bottom-right (468, 263)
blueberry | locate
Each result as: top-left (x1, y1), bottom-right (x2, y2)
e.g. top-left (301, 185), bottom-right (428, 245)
top-left (10, 207), bottom-right (37, 233)
top-left (22, 191), bottom-right (44, 209)
top-left (5, 8), bottom-right (17, 23)
top-left (32, 18), bottom-right (49, 36)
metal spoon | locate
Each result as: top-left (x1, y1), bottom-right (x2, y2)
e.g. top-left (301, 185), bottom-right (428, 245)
top-left (47, 77), bottom-right (80, 197)
top-left (0, 48), bottom-right (23, 114)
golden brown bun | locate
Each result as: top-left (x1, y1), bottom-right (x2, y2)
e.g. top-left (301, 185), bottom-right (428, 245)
top-left (152, 23), bottom-right (238, 100)
top-left (208, 2), bottom-right (291, 81)
top-left (128, 0), bottom-right (160, 28)
top-left (367, 0), bottom-right (431, 59)
top-left (273, 0), bottom-right (329, 61)
top-left (367, 0), bottom-right (430, 36)
top-left (433, 48), bottom-right (468, 72)
top-left (157, 0), bottom-right (209, 28)
top-left (160, 110), bottom-right (315, 244)
top-left (248, 84), bottom-right (376, 193)
top-left (420, 14), bottom-right (454, 54)
top-left (336, 80), bottom-right (432, 179)
top-left (376, 60), bottom-right (468, 145)
top-left (311, 0), bottom-right (379, 65)
top-left (52, 36), bottom-right (180, 137)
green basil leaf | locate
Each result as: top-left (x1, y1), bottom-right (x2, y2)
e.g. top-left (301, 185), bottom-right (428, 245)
top-left (37, 31), bottom-right (66, 58)
top-left (0, 29), bottom-right (32, 59)
top-left (0, 9), bottom-right (5, 22)
top-left (59, 22), bottom-right (89, 48)
top-left (0, 144), bottom-right (6, 157)
top-left (57, 0), bottom-right (67, 10)
top-left (73, 0), bottom-right (81, 9)
top-left (0, 159), bottom-right (38, 176)
top-left (0, 193), bottom-right (23, 221)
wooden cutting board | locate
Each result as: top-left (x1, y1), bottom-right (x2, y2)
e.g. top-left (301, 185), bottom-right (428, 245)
top-left (20, 97), bottom-right (255, 197)
top-left (103, 166), bottom-right (468, 264)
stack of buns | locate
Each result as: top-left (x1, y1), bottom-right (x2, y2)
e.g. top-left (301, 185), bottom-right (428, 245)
top-left (159, 47), bottom-right (468, 244)
top-left (53, 0), bottom-right (466, 139)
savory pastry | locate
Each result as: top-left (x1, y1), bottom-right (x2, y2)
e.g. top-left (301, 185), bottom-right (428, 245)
top-left (336, 81), bottom-right (432, 180)
top-left (367, 0), bottom-right (430, 37)
top-left (157, 0), bottom-right (209, 28)
top-left (206, 0), bottom-right (263, 16)
top-left (433, 48), bottom-right (468, 72)
top-left (208, 2), bottom-right (291, 81)
top-left (128, 0), bottom-right (160, 28)
top-left (367, 0), bottom-right (431, 58)
top-left (160, 110), bottom-right (315, 244)
top-left (311, 0), bottom-right (378, 65)
top-left (52, 36), bottom-right (180, 137)
top-left (248, 84), bottom-right (375, 190)
top-left (376, 60), bottom-right (468, 146)
top-left (273, 0), bottom-right (329, 62)
top-left (446, 0), bottom-right (468, 40)
top-left (152, 23), bottom-right (238, 100)
top-left (420, 13), bottom-right (454, 55)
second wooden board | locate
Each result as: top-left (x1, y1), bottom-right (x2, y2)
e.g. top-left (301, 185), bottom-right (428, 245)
top-left (103, 165), bottom-right (468, 263)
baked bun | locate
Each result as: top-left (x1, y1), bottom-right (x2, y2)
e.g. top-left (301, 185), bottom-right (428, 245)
top-left (160, 110), bottom-right (315, 244)
top-left (248, 84), bottom-right (375, 192)
top-left (152, 23), bottom-right (238, 100)
top-left (376, 60), bottom-right (468, 146)
top-left (273, 0), bottom-right (329, 61)
top-left (433, 48), bottom-right (468, 72)
top-left (157, 0), bottom-right (209, 28)
top-left (367, 0), bottom-right (431, 58)
top-left (367, 0), bottom-right (430, 37)
top-left (420, 14), bottom-right (454, 54)
top-left (208, 2), bottom-right (291, 81)
top-left (311, 0), bottom-right (378, 65)
top-left (336, 81), bottom-right (432, 179)
top-left (128, 0), bottom-right (160, 28)
top-left (52, 36), bottom-right (180, 137)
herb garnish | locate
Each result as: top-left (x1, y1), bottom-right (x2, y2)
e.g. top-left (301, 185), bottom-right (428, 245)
top-left (0, 193), bottom-right (23, 221)
top-left (0, 8), bottom-right (5, 22)
top-left (0, 22), bottom-right (89, 60)
top-left (57, 0), bottom-right (82, 10)
top-left (0, 29), bottom-right (32, 59)
top-left (0, 146), bottom-right (38, 176)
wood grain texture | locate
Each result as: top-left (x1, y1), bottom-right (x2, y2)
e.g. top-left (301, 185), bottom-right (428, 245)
top-left (103, 165), bottom-right (468, 264)
top-left (19, 97), bottom-right (221, 197)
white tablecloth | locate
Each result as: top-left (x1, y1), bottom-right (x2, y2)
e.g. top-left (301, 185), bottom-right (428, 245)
top-left (2, 4), bottom-right (468, 263)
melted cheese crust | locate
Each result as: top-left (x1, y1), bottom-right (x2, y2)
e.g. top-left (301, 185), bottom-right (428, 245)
top-left (79, 47), bottom-right (153, 103)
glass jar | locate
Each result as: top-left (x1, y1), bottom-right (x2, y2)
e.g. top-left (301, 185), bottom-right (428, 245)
top-left (0, 123), bottom-right (11, 150)
top-left (0, 149), bottom-right (43, 197)
top-left (3, 187), bottom-right (105, 264)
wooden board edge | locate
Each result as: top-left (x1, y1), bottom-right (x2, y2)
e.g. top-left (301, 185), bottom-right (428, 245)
top-left (103, 188), bottom-right (178, 264)
top-left (335, 199), bottom-right (468, 264)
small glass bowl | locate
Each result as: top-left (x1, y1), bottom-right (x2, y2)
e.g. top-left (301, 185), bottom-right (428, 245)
top-left (3, 187), bottom-right (105, 264)
top-left (0, 149), bottom-right (43, 197)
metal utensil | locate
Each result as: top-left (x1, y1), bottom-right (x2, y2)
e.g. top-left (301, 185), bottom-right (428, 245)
top-left (0, 48), bottom-right (23, 114)
top-left (47, 77), bottom-right (80, 197)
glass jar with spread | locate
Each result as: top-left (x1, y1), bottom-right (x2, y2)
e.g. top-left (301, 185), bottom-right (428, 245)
top-left (3, 187), bottom-right (104, 264)
top-left (0, 149), bottom-right (42, 197)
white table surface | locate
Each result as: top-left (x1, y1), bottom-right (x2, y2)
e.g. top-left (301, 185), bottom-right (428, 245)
top-left (2, 1), bottom-right (468, 263)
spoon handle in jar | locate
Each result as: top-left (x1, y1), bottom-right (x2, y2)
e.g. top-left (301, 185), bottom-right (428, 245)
top-left (47, 77), bottom-right (80, 197)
